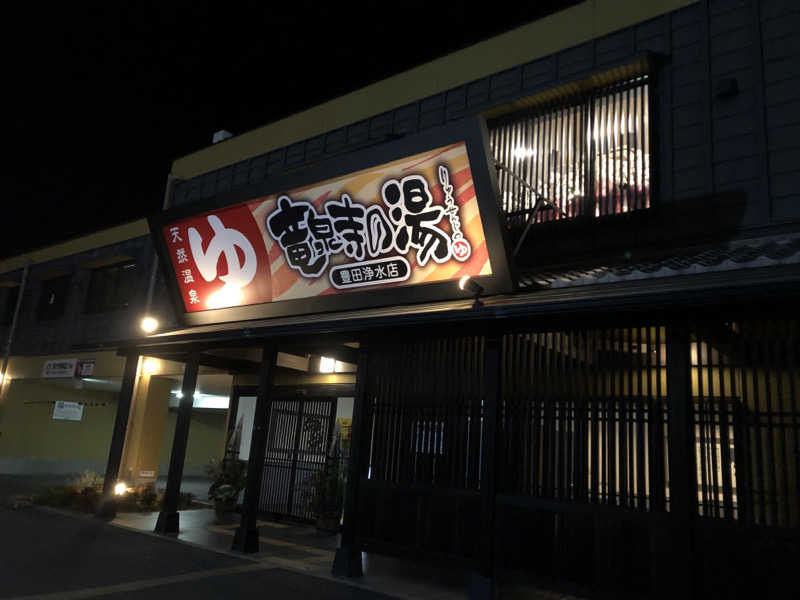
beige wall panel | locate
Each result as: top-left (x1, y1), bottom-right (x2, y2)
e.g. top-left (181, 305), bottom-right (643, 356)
top-left (0, 379), bottom-right (117, 473)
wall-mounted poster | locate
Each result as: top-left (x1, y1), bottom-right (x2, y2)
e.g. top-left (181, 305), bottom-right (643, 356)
top-left (151, 118), bottom-right (512, 325)
top-left (53, 401), bottom-right (84, 422)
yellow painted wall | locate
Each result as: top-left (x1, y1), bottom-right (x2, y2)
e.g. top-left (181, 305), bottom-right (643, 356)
top-left (172, 0), bottom-right (696, 180)
top-left (159, 410), bottom-right (228, 477)
top-left (0, 379), bottom-right (117, 473)
top-left (118, 375), bottom-right (172, 485)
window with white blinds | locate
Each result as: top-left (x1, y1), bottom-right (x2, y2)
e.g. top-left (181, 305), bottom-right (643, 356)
top-left (490, 76), bottom-right (650, 225)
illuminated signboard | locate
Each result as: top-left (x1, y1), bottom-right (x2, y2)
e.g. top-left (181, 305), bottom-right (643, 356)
top-left (151, 118), bottom-right (513, 326)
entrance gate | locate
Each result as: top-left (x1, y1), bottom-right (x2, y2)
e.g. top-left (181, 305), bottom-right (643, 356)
top-left (259, 397), bottom-right (337, 523)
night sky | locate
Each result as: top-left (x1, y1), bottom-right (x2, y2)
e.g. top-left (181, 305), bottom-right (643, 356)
top-left (2, 1), bottom-right (575, 259)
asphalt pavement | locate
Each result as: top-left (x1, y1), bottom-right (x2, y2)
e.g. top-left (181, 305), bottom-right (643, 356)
top-left (0, 505), bottom-right (396, 599)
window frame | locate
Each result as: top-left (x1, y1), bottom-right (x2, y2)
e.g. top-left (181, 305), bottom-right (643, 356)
top-left (84, 259), bottom-right (139, 315)
top-left (36, 274), bottom-right (71, 321)
top-left (487, 73), bottom-right (655, 228)
top-left (0, 285), bottom-right (20, 326)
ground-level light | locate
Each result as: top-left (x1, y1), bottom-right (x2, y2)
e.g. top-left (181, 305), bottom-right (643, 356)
top-left (113, 482), bottom-right (127, 496)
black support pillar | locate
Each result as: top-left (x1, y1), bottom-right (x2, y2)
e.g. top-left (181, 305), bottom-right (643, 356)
top-left (332, 336), bottom-right (370, 577)
top-left (663, 322), bottom-right (696, 598)
top-left (155, 350), bottom-right (200, 534)
top-left (232, 342), bottom-right (278, 552)
top-left (96, 352), bottom-right (139, 519)
top-left (471, 332), bottom-right (501, 600)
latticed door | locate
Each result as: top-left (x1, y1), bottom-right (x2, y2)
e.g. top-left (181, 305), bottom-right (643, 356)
top-left (259, 398), bottom-right (336, 522)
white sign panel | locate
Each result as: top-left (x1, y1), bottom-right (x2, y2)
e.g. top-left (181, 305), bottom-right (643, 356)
top-left (41, 358), bottom-right (78, 379)
top-left (76, 359), bottom-right (95, 377)
top-left (53, 401), bottom-right (84, 422)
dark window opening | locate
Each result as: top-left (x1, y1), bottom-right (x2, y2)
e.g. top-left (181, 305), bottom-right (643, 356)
top-left (37, 275), bottom-right (71, 321)
top-left (85, 261), bottom-right (138, 314)
top-left (0, 285), bottom-right (20, 325)
top-left (489, 75), bottom-right (650, 226)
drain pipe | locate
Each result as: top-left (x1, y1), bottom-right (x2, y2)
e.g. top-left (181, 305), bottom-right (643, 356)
top-left (0, 263), bottom-right (30, 399)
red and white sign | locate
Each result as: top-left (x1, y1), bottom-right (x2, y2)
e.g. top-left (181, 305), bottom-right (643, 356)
top-left (162, 142), bottom-right (493, 313)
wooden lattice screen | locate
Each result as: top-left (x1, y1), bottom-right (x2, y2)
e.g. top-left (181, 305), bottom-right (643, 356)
top-left (356, 335), bottom-right (485, 561)
top-left (499, 326), bottom-right (670, 512)
top-left (692, 319), bottom-right (800, 528)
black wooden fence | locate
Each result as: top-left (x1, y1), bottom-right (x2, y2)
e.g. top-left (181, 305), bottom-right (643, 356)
top-left (357, 335), bottom-right (485, 562)
top-left (351, 316), bottom-right (800, 598)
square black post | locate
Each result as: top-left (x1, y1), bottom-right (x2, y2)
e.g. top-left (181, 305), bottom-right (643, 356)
top-left (470, 332), bottom-right (501, 600)
top-left (661, 322), bottom-right (696, 598)
top-left (155, 350), bottom-right (200, 534)
top-left (96, 352), bottom-right (139, 519)
top-left (232, 342), bottom-right (278, 552)
top-left (332, 335), bottom-right (370, 577)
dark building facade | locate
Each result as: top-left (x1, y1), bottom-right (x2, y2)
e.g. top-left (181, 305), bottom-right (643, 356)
top-left (2, 1), bottom-right (800, 598)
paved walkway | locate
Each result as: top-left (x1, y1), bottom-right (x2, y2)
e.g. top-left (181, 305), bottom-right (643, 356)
top-left (112, 509), bottom-right (470, 600)
top-left (0, 505), bottom-right (396, 600)
top-left (1, 475), bottom-right (583, 599)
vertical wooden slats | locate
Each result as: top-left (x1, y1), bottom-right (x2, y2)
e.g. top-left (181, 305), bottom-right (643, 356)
top-left (496, 324), bottom-right (670, 513)
top-left (489, 77), bottom-right (650, 225)
top-left (691, 318), bottom-right (800, 528)
top-left (259, 397), bottom-right (335, 523)
top-left (363, 334), bottom-right (485, 493)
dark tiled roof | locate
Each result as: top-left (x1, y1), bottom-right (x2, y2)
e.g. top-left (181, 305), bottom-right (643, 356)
top-left (519, 235), bottom-right (800, 289)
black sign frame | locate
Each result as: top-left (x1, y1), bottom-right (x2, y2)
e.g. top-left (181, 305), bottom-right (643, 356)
top-left (149, 117), bottom-right (515, 328)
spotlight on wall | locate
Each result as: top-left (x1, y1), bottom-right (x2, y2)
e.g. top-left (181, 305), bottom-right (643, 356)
top-left (458, 276), bottom-right (484, 308)
top-left (319, 356), bottom-right (336, 373)
top-left (140, 316), bottom-right (159, 334)
top-left (142, 358), bottom-right (159, 375)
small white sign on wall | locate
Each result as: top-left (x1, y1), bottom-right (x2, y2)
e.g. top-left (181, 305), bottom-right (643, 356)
top-left (52, 401), bottom-right (84, 422)
top-left (75, 359), bottom-right (95, 377)
top-left (42, 358), bottom-right (78, 378)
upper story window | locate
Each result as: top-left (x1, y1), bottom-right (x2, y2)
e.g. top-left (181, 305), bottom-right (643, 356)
top-left (0, 285), bottom-right (20, 325)
top-left (85, 260), bottom-right (138, 314)
top-left (37, 275), bottom-right (71, 321)
top-left (489, 75), bottom-right (650, 225)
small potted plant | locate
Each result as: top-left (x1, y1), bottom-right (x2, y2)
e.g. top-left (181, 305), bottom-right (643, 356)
top-left (205, 458), bottom-right (246, 518)
top-left (309, 460), bottom-right (345, 535)
top-left (212, 484), bottom-right (238, 517)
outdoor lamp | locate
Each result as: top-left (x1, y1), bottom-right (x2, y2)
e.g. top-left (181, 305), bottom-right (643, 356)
top-left (140, 316), bottom-right (158, 334)
top-left (458, 276), bottom-right (484, 308)
top-left (458, 275), bottom-right (483, 307)
top-left (113, 482), bottom-right (127, 496)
